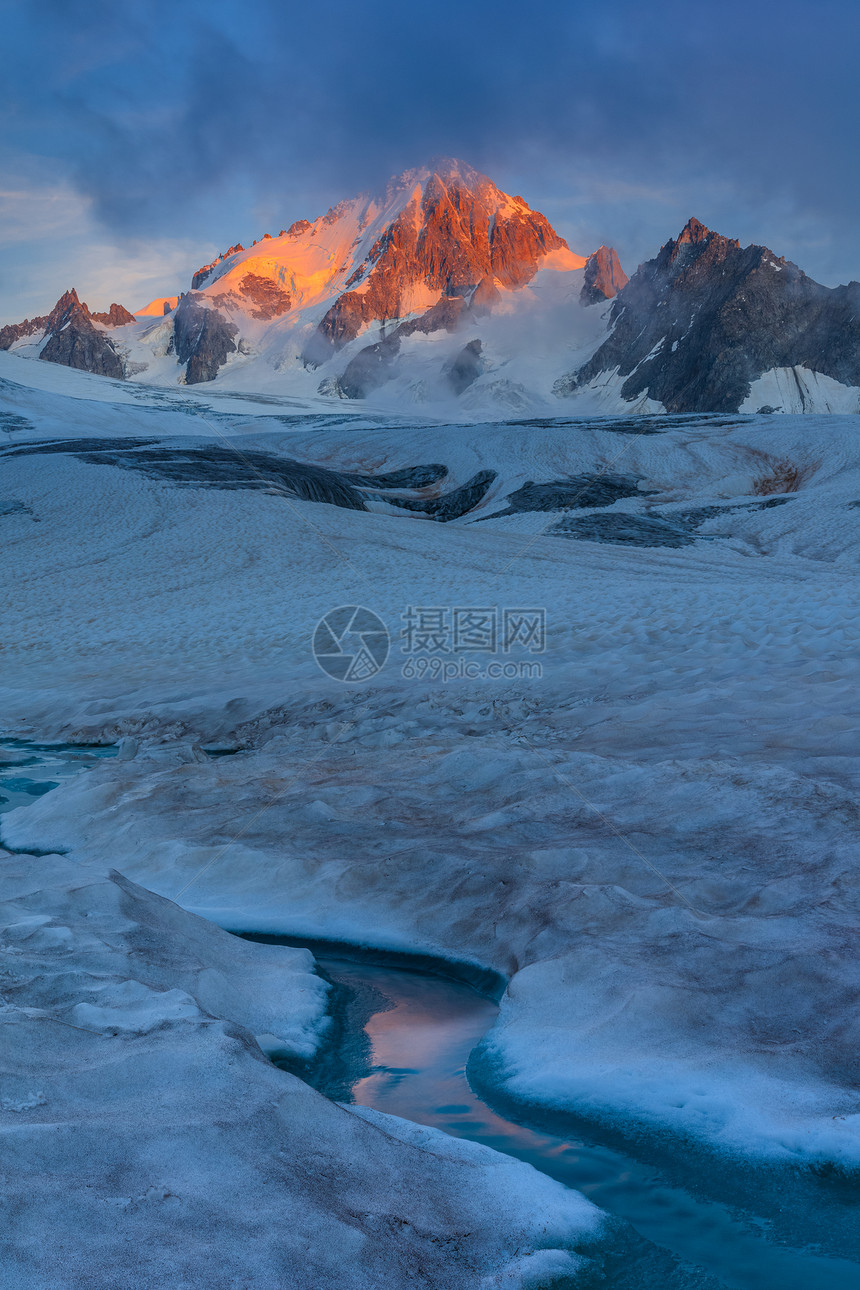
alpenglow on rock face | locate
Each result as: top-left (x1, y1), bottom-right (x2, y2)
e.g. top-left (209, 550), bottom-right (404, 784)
top-left (561, 217), bottom-right (860, 412)
top-left (5, 163), bottom-right (860, 414)
top-left (0, 160), bottom-right (591, 395)
top-left (307, 159), bottom-right (576, 360)
top-left (580, 245), bottom-right (628, 305)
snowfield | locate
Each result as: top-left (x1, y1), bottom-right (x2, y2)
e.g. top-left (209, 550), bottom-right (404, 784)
top-left (2, 349), bottom-right (860, 1281)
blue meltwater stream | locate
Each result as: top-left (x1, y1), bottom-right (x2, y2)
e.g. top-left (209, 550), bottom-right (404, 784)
top-left (264, 949), bottom-right (860, 1290)
top-left (2, 742), bottom-right (858, 1289)
top-left (0, 739), bottom-right (116, 812)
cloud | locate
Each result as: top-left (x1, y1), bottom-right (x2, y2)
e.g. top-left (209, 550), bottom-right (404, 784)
top-left (0, 184), bottom-right (93, 245)
top-left (2, 0), bottom-right (859, 300)
top-left (0, 153), bottom-right (215, 323)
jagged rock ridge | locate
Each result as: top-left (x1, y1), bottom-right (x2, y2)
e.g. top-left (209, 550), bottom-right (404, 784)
top-left (311, 160), bottom-right (573, 359)
top-left (564, 217), bottom-right (860, 412)
top-left (0, 289), bottom-right (132, 379)
top-left (91, 303), bottom-right (137, 326)
top-left (580, 246), bottom-right (628, 305)
top-left (0, 160), bottom-right (597, 395)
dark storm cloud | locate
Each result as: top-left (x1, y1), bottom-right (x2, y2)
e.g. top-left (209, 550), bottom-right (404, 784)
top-left (3, 0), bottom-right (860, 278)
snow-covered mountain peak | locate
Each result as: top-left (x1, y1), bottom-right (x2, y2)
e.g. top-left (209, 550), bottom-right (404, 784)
top-left (1, 160), bottom-right (621, 408)
top-left (167, 159), bottom-right (588, 382)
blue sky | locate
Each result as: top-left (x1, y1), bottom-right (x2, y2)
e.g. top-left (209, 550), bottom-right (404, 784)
top-left (2, 0), bottom-right (858, 322)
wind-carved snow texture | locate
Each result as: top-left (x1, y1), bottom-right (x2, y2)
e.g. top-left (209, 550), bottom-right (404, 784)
top-left (2, 355), bottom-right (860, 1279)
top-left (0, 411), bottom-right (810, 538)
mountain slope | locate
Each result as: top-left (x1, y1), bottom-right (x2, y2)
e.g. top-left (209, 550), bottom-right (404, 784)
top-left (560, 217), bottom-right (860, 413)
top-left (306, 160), bottom-right (577, 360)
top-left (9, 167), bottom-right (859, 415)
top-left (184, 157), bottom-right (588, 387)
top-left (187, 160), bottom-right (581, 345)
top-left (0, 161), bottom-right (603, 409)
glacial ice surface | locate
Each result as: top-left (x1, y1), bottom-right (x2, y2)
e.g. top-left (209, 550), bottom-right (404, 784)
top-left (0, 846), bottom-right (603, 1287)
top-left (2, 353), bottom-right (859, 1185)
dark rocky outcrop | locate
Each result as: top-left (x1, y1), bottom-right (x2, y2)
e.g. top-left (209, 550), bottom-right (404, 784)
top-left (1, 290), bottom-right (133, 375)
top-left (551, 512), bottom-right (699, 547)
top-left (446, 340), bottom-right (484, 395)
top-left (41, 319), bottom-right (124, 379)
top-left (38, 290), bottom-right (125, 379)
top-left (3, 440), bottom-right (466, 518)
top-left (580, 246), bottom-right (628, 305)
top-left (487, 472), bottom-right (653, 519)
top-left (399, 294), bottom-right (469, 337)
top-left (169, 293), bottom-right (238, 384)
top-left (348, 464), bottom-right (448, 490)
top-left (471, 275), bottom-right (502, 314)
top-left (73, 444), bottom-right (370, 510)
top-left (383, 469), bottom-right (498, 521)
top-left (564, 217), bottom-right (860, 412)
top-left (312, 161), bottom-right (569, 356)
top-left (337, 336), bottom-right (402, 400)
top-left (0, 314), bottom-right (49, 349)
top-left (191, 244), bottom-right (245, 290)
top-left (551, 496), bottom-right (791, 547)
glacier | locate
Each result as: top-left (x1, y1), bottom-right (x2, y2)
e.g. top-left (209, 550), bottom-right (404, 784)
top-left (2, 348), bottom-right (859, 1283)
